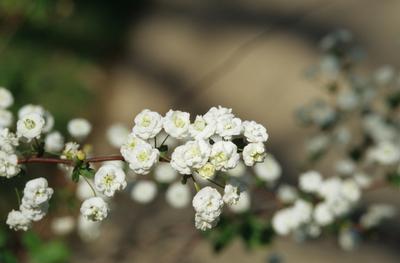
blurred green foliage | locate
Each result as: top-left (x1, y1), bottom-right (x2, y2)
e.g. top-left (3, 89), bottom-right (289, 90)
top-left (0, 0), bottom-right (148, 261)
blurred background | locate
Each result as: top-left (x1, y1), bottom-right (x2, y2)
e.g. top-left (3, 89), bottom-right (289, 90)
top-left (1, 0), bottom-right (400, 262)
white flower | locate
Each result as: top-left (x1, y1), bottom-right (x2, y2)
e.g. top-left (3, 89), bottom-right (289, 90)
top-left (171, 140), bottom-right (211, 175)
top-left (210, 141), bottom-right (240, 171)
top-left (313, 202), bottom-right (334, 226)
top-left (0, 128), bottom-right (19, 152)
top-left (189, 115), bottom-right (216, 140)
top-left (337, 89), bottom-right (359, 111)
top-left (242, 142), bottom-right (266, 166)
top-left (6, 210), bottom-right (31, 231)
top-left (61, 142), bottom-right (80, 160)
top-left (0, 151), bottom-right (20, 178)
top-left (0, 88), bottom-right (13, 109)
top-left (20, 202), bottom-right (49, 221)
top-left (77, 215), bottom-right (101, 241)
top-left (107, 123), bottom-right (129, 148)
top-left (18, 104), bottom-right (44, 119)
top-left (318, 177), bottom-right (342, 200)
top-left (227, 161), bottom-right (246, 177)
top-left (253, 155), bottom-right (281, 182)
top-left (94, 164), bottom-right (127, 197)
top-left (44, 131), bottom-right (64, 153)
top-left (341, 179), bottom-right (361, 203)
top-left (17, 113), bottom-right (45, 141)
top-left (203, 106), bottom-right (233, 123)
top-left (120, 133), bottom-right (147, 156)
top-left (192, 186), bottom-right (223, 230)
top-left (163, 110), bottom-right (190, 139)
top-left (196, 162), bottom-right (216, 179)
top-left (130, 181), bottom-right (157, 204)
top-left (216, 115), bottom-right (242, 140)
top-left (223, 184), bottom-right (240, 205)
top-left (0, 109), bottom-right (13, 128)
top-left (154, 163), bottom-right (178, 183)
top-left (67, 118), bottom-right (92, 140)
top-left (360, 204), bottom-right (396, 228)
top-left (277, 185), bottom-right (298, 203)
top-left (195, 212), bottom-right (219, 231)
top-left (338, 228), bottom-right (358, 251)
top-left (353, 172), bottom-right (372, 189)
top-left (80, 197), bottom-right (109, 222)
top-left (22, 177), bottom-right (54, 207)
top-left (18, 105), bottom-right (53, 133)
top-left (272, 208), bottom-right (294, 236)
top-left (76, 180), bottom-right (96, 201)
top-left (192, 186), bottom-right (223, 216)
top-left (124, 143), bottom-right (159, 175)
top-left (132, 109), bottom-right (163, 140)
top-left (299, 171), bottom-right (322, 193)
top-left (166, 182), bottom-right (191, 208)
top-left (228, 191), bottom-right (251, 213)
top-left (367, 141), bottom-right (400, 165)
top-left (335, 159), bottom-right (356, 176)
top-left (51, 216), bottom-right (75, 235)
top-left (242, 120), bottom-right (268, 143)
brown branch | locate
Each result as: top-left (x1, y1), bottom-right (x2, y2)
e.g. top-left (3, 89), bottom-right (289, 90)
top-left (18, 154), bottom-right (170, 165)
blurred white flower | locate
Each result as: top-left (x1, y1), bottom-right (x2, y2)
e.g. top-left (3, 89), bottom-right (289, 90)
top-left (313, 202), bottom-right (334, 226)
top-left (299, 171), bottom-right (322, 193)
top-left (45, 131), bottom-right (64, 153)
top-left (228, 191), bottom-right (250, 213)
top-left (0, 87), bottom-right (14, 109)
top-left (68, 118), bottom-right (92, 141)
top-left (107, 123), bottom-right (129, 148)
top-left (130, 181), bottom-right (157, 204)
top-left (78, 215), bottom-right (101, 242)
top-left (277, 184), bottom-right (298, 203)
top-left (51, 216), bottom-right (75, 235)
top-left (367, 141), bottom-right (400, 165)
top-left (154, 162), bottom-right (178, 183)
top-left (0, 109), bottom-right (13, 128)
top-left (166, 182), bottom-right (191, 208)
top-left (253, 155), bottom-right (281, 183)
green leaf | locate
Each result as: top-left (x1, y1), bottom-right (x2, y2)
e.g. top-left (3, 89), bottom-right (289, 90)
top-left (71, 167), bottom-right (80, 183)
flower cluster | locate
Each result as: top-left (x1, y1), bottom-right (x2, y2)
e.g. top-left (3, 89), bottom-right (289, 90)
top-left (7, 178), bottom-right (53, 231)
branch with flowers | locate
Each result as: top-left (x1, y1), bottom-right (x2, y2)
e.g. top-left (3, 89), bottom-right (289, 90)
top-left (2, 30), bottom-right (400, 253)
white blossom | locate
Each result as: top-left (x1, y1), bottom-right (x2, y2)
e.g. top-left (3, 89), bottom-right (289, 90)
top-left (0, 87), bottom-right (14, 109)
top-left (44, 131), bottom-right (64, 153)
top-left (124, 143), bottom-right (159, 175)
top-left (367, 141), bottom-right (400, 165)
top-left (107, 123), bottom-right (129, 148)
top-left (277, 184), bottom-right (298, 203)
top-left (253, 155), bottom-right (281, 183)
top-left (51, 216), bottom-right (75, 235)
top-left (17, 112), bottom-right (45, 141)
top-left (313, 202), bottom-right (334, 226)
top-left (216, 116), bottom-right (242, 140)
top-left (335, 159), bottom-right (356, 176)
top-left (163, 110), bottom-right (190, 139)
top-left (228, 191), bottom-right (250, 213)
top-left (154, 163), bottom-right (178, 183)
top-left (227, 161), bottom-right (246, 177)
top-left (6, 210), bottom-right (31, 231)
top-left (132, 109), bottom-right (163, 140)
top-left (166, 182), bottom-right (191, 208)
top-left (242, 120), bottom-right (268, 143)
top-left (0, 128), bottom-right (18, 152)
top-left (203, 106), bottom-right (233, 124)
top-left (360, 204), bottom-right (396, 228)
top-left (80, 197), bottom-right (109, 222)
top-left (61, 142), bottom-right (80, 160)
top-left (22, 177), bottom-right (54, 207)
top-left (242, 142), bottom-right (266, 166)
top-left (196, 162), bottom-right (216, 179)
top-left (299, 171), bottom-right (322, 193)
top-left (193, 187), bottom-right (223, 231)
top-left (223, 184), bottom-right (240, 205)
top-left (77, 215), bottom-right (101, 241)
top-left (20, 203), bottom-right (49, 222)
top-left (120, 133), bottom-right (148, 160)
top-left (18, 105), bottom-right (53, 133)
top-left (130, 181), bottom-right (157, 204)
top-left (189, 115), bottom-right (216, 140)
top-left (67, 118), bottom-right (92, 141)
top-left (94, 164), bottom-right (127, 197)
top-left (170, 140), bottom-right (211, 175)
top-left (210, 141), bottom-right (240, 171)
top-left (0, 109), bottom-right (13, 128)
